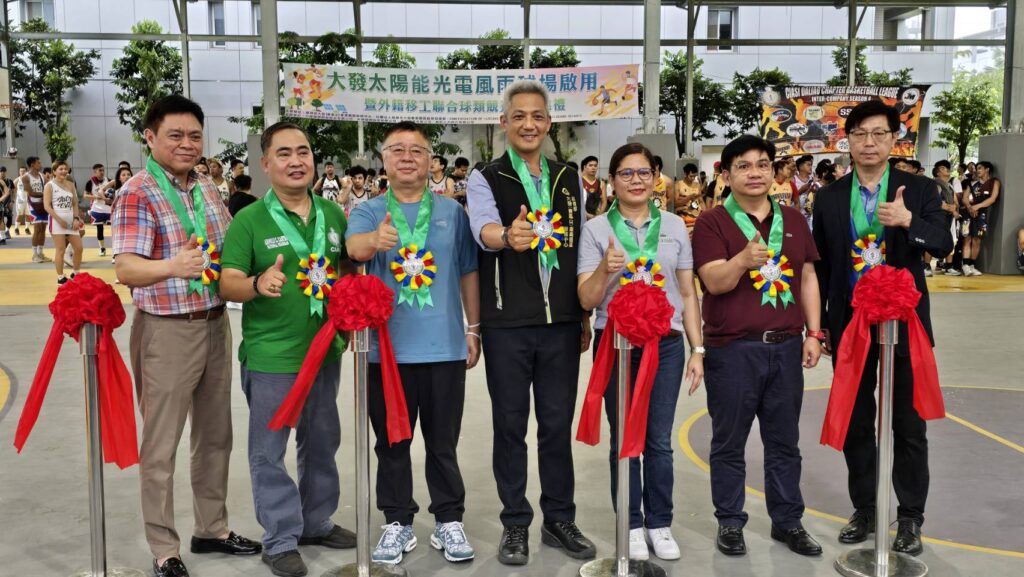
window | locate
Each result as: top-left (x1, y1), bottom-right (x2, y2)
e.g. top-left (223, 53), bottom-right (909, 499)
top-left (252, 1), bottom-right (262, 48)
top-left (707, 8), bottom-right (736, 52)
top-left (210, 0), bottom-right (226, 48)
top-left (22, 0), bottom-right (54, 26)
top-left (877, 8), bottom-right (934, 53)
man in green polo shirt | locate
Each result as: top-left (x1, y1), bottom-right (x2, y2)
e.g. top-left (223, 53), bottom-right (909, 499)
top-left (220, 121), bottom-right (355, 577)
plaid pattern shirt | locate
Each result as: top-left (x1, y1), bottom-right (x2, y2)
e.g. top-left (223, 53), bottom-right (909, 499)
top-left (112, 165), bottom-right (231, 315)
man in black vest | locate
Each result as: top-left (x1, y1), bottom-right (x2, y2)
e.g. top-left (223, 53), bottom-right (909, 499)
top-left (813, 100), bottom-right (952, 557)
top-left (467, 79), bottom-right (595, 566)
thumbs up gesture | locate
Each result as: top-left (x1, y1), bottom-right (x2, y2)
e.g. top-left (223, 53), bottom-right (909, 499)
top-left (169, 233), bottom-right (206, 279)
top-left (257, 253), bottom-right (288, 298)
top-left (508, 204), bottom-right (535, 252)
top-left (374, 213), bottom-right (399, 252)
top-left (739, 231), bottom-right (770, 270)
top-left (602, 235), bottom-right (626, 275)
top-left (877, 185), bottom-right (912, 228)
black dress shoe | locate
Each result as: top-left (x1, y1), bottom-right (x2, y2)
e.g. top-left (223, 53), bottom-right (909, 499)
top-left (892, 519), bottom-right (923, 556)
top-left (298, 524), bottom-right (357, 549)
top-left (716, 525), bottom-right (746, 556)
top-left (541, 520), bottom-right (597, 560)
top-left (838, 510), bottom-right (875, 544)
top-left (262, 550), bottom-right (308, 577)
top-left (771, 525), bottom-right (823, 556)
top-left (498, 525), bottom-right (529, 566)
top-left (153, 557), bottom-right (190, 577)
top-left (190, 531), bottom-right (263, 555)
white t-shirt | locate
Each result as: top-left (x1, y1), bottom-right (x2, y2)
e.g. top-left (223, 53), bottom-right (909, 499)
top-left (428, 175), bottom-right (449, 196)
top-left (321, 175), bottom-right (342, 202)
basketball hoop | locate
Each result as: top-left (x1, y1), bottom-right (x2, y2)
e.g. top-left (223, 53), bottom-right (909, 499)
top-left (0, 103), bottom-right (25, 122)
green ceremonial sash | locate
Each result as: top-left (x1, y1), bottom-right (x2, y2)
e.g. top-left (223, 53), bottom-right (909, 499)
top-left (606, 200), bottom-right (665, 287)
top-left (147, 155), bottom-right (218, 295)
top-left (508, 146), bottom-right (562, 270)
top-left (850, 166), bottom-right (889, 279)
top-left (264, 190), bottom-right (336, 317)
top-left (724, 194), bottom-right (795, 308)
top-left (386, 188), bottom-right (436, 309)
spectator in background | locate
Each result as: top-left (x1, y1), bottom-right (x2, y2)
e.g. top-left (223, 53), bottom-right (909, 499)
top-left (927, 161), bottom-right (959, 277)
top-left (313, 161), bottom-right (344, 203)
top-left (652, 155), bottom-right (673, 212)
top-left (377, 168), bottom-right (389, 196)
top-left (429, 155), bottom-right (455, 197)
top-left (194, 159), bottom-right (210, 175)
top-left (84, 163), bottom-right (112, 256)
top-left (208, 158), bottom-right (231, 204)
top-left (0, 172), bottom-right (9, 244)
top-left (769, 159), bottom-right (796, 206)
top-left (451, 157), bottom-right (470, 207)
top-left (580, 155), bottom-right (607, 218)
top-left (1017, 228), bottom-right (1024, 272)
top-left (341, 165), bottom-right (370, 214)
top-left (960, 161), bottom-right (1001, 276)
top-left (892, 158), bottom-right (913, 173)
top-left (228, 174), bottom-right (256, 217)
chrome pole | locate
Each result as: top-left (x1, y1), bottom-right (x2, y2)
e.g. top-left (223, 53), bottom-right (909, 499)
top-left (835, 320), bottom-right (927, 577)
top-left (324, 325), bottom-right (406, 577)
top-left (580, 332), bottom-right (665, 577)
top-left (70, 324), bottom-right (144, 577)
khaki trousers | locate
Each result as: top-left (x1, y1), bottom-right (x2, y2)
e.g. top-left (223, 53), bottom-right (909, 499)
top-left (130, 309), bottom-right (233, 559)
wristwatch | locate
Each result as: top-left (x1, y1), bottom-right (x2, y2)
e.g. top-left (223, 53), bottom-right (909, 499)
top-left (501, 225), bottom-right (512, 249)
top-left (252, 272), bottom-right (263, 296)
top-left (690, 346), bottom-right (706, 355)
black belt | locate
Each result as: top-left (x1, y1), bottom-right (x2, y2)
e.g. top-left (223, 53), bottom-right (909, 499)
top-left (741, 330), bottom-right (801, 344)
top-left (665, 329), bottom-right (683, 339)
top-left (154, 305), bottom-right (226, 321)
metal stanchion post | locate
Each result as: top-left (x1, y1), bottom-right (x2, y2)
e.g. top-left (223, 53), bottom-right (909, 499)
top-left (580, 332), bottom-right (666, 577)
top-left (70, 323), bottom-right (144, 577)
top-left (835, 320), bottom-right (927, 577)
top-left (324, 327), bottom-right (406, 577)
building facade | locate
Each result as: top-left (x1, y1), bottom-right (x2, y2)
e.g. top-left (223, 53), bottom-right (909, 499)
top-left (7, 1), bottom-right (964, 181)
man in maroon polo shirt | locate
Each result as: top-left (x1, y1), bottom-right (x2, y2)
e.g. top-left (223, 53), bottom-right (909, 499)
top-left (692, 135), bottom-right (825, 558)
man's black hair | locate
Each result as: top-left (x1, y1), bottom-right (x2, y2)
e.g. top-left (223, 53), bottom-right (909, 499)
top-left (683, 163), bottom-right (698, 175)
top-left (143, 94), bottom-right (205, 133)
top-left (454, 157), bottom-right (470, 169)
top-left (92, 163), bottom-right (104, 171)
top-left (233, 174), bottom-right (252, 190)
top-left (720, 134), bottom-right (776, 171)
top-left (796, 154), bottom-right (813, 169)
top-left (349, 165), bottom-right (367, 178)
top-left (844, 100), bottom-right (900, 134)
top-left (934, 160), bottom-right (952, 171)
top-left (26, 156), bottom-right (40, 168)
top-left (581, 155), bottom-right (599, 168)
top-left (260, 121), bottom-right (309, 153)
top-left (652, 155), bottom-right (664, 171)
top-left (432, 155), bottom-right (449, 169)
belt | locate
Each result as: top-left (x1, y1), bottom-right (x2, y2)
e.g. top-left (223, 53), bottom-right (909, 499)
top-left (741, 330), bottom-right (801, 344)
top-left (154, 305), bottom-right (225, 321)
top-left (665, 329), bottom-right (683, 339)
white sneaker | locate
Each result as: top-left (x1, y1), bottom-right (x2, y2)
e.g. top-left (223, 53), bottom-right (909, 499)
top-left (628, 528), bottom-right (649, 560)
top-left (923, 268), bottom-right (933, 277)
top-left (646, 527), bottom-right (681, 560)
top-left (945, 268), bottom-right (962, 276)
top-left (968, 266), bottom-right (983, 276)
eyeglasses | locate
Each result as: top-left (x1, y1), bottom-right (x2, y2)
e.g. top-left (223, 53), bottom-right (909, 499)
top-left (383, 144), bottom-right (431, 159)
top-left (730, 160), bottom-right (773, 175)
top-left (615, 168), bottom-right (654, 181)
top-left (848, 129), bottom-right (894, 142)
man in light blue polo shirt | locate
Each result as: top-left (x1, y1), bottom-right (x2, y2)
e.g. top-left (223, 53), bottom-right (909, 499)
top-left (346, 121), bottom-right (480, 566)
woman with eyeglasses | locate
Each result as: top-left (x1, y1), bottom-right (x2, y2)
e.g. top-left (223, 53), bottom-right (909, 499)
top-left (577, 142), bottom-right (704, 562)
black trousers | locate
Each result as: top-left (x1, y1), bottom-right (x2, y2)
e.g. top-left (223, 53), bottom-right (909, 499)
top-left (482, 322), bottom-right (582, 526)
top-left (368, 360), bottom-right (467, 525)
top-left (842, 344), bottom-right (929, 525)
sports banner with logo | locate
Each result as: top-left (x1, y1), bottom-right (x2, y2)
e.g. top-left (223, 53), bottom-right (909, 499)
top-left (758, 85), bottom-right (929, 158)
top-left (282, 62), bottom-right (640, 124)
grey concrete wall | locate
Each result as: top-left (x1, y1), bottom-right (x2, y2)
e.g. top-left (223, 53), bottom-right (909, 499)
top-left (977, 132), bottom-right (1024, 275)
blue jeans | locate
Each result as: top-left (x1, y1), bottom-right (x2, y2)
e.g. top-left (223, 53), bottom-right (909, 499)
top-left (704, 338), bottom-right (805, 530)
top-left (594, 330), bottom-right (686, 530)
top-left (241, 361), bottom-right (342, 555)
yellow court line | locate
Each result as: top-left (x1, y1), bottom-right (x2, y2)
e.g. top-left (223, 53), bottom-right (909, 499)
top-left (0, 364), bottom-right (11, 415)
top-left (678, 385), bottom-right (1024, 559)
top-left (945, 412), bottom-right (1024, 456)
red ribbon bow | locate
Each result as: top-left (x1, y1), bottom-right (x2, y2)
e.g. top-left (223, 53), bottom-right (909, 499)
top-left (14, 273), bottom-right (139, 469)
top-left (576, 282), bottom-right (674, 458)
top-left (268, 274), bottom-right (412, 445)
top-left (820, 265), bottom-right (945, 450)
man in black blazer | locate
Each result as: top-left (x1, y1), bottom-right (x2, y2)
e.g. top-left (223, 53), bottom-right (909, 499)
top-left (812, 100), bottom-right (952, 557)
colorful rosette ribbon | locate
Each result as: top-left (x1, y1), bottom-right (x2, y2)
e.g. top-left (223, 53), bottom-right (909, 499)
top-left (14, 273), bottom-right (139, 469)
top-left (750, 249), bottom-right (795, 308)
top-left (527, 207), bottom-right (565, 270)
top-left (620, 257), bottom-right (665, 287)
top-left (577, 282), bottom-right (673, 458)
top-left (269, 274), bottom-right (412, 446)
top-left (852, 233), bottom-right (886, 280)
top-left (297, 253), bottom-right (339, 316)
top-left (390, 243), bottom-right (437, 309)
top-left (821, 265), bottom-right (944, 450)
top-left (193, 236), bottom-right (221, 294)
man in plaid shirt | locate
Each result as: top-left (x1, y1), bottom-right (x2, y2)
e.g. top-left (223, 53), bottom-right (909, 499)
top-left (112, 95), bottom-right (260, 577)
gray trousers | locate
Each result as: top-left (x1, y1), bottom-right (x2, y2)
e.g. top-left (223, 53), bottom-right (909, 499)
top-left (241, 360), bottom-right (342, 555)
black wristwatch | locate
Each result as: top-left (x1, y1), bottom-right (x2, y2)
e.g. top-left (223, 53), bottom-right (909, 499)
top-left (252, 272), bottom-right (262, 296)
